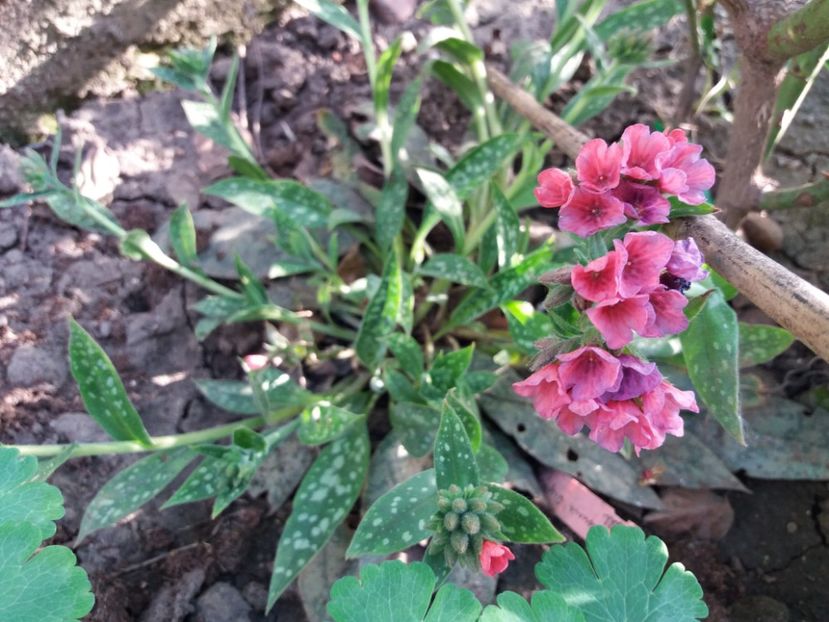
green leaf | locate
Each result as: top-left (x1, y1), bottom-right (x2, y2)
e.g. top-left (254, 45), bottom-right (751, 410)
top-left (536, 525), bottom-right (708, 622)
top-left (203, 177), bottom-right (332, 228)
top-left (194, 378), bottom-right (258, 414)
top-left (429, 346), bottom-right (474, 394)
top-left (434, 402), bottom-right (479, 490)
top-left (668, 196), bottom-right (717, 218)
top-left (295, 0), bottom-right (361, 40)
top-left (492, 185), bottom-right (521, 269)
top-left (374, 37), bottom-right (402, 116)
top-left (487, 484), bottom-right (563, 544)
top-left (388, 333), bottom-right (425, 380)
top-left (355, 252), bottom-right (403, 370)
top-left (77, 448), bottom-right (195, 543)
top-left (680, 290), bottom-right (744, 444)
top-left (417, 168), bottom-right (465, 250)
top-left (419, 253), bottom-right (489, 288)
top-left (0, 522), bottom-right (95, 622)
top-left (235, 255), bottom-right (268, 304)
top-left (220, 53), bottom-right (240, 120)
top-left (48, 193), bottom-right (120, 233)
top-left (391, 76), bottom-right (424, 161)
top-left (375, 166), bottom-right (409, 252)
top-left (169, 204), bottom-right (198, 265)
top-left (476, 444), bottom-right (509, 483)
top-left (431, 61), bottom-right (482, 114)
top-left (445, 389), bottom-right (482, 452)
top-left (594, 0), bottom-right (683, 41)
top-left (390, 401), bottom-right (441, 458)
top-left (328, 560), bottom-right (481, 622)
top-left (299, 403), bottom-right (363, 445)
top-left (562, 81), bottom-right (635, 127)
top-left (68, 319), bottom-right (153, 446)
top-left (347, 469), bottom-right (437, 557)
top-left (268, 425), bottom-right (370, 610)
top-left (385, 369), bottom-right (424, 403)
top-left (0, 447), bottom-right (64, 540)
top-left (503, 300), bottom-right (555, 355)
top-left (446, 134), bottom-right (520, 199)
top-left (181, 100), bottom-right (254, 161)
top-left (249, 367), bottom-right (314, 416)
top-left (480, 591), bottom-right (585, 622)
top-left (738, 322), bottom-right (794, 368)
top-left (436, 38), bottom-right (485, 65)
top-left (446, 246), bottom-right (553, 331)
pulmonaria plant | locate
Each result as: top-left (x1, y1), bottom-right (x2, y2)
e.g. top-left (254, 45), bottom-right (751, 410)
top-left (516, 125), bottom-right (714, 454)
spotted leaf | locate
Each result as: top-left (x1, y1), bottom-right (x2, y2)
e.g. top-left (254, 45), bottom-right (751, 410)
top-left (486, 484), bottom-right (563, 544)
top-left (434, 402), bottom-right (479, 490)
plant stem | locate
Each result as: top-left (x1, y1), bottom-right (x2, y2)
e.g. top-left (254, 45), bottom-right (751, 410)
top-left (759, 178), bottom-right (829, 210)
top-left (463, 207), bottom-right (498, 255)
top-left (767, 0), bottom-right (829, 62)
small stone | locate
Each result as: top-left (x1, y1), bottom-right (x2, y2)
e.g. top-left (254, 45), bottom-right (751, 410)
top-left (196, 582), bottom-right (251, 622)
top-left (786, 521), bottom-right (798, 534)
top-left (741, 213), bottom-right (784, 253)
top-left (7, 345), bottom-right (68, 388)
top-left (50, 413), bottom-right (109, 443)
top-left (0, 146), bottom-right (23, 195)
top-left (0, 223), bottom-right (18, 251)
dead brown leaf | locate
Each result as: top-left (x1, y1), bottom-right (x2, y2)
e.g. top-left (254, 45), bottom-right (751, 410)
top-left (644, 489), bottom-right (734, 540)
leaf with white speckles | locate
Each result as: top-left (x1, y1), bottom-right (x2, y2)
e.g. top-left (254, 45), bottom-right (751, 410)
top-left (486, 484), bottom-right (563, 544)
top-left (68, 319), bottom-right (152, 446)
top-left (194, 379), bottom-right (258, 414)
top-left (418, 253), bottom-right (490, 289)
top-left (434, 402), bottom-right (479, 490)
top-left (355, 252), bottom-right (403, 370)
top-left (299, 403), bottom-right (363, 446)
top-left (267, 425), bottom-right (370, 611)
top-left (390, 402), bottom-right (441, 458)
top-left (681, 290), bottom-right (744, 444)
top-left (429, 346), bottom-right (474, 395)
top-left (77, 448), bottom-right (195, 543)
top-left (738, 322), bottom-right (794, 368)
top-left (347, 469), bottom-right (436, 558)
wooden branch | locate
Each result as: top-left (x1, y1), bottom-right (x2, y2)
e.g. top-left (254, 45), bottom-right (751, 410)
top-left (768, 0), bottom-right (829, 61)
top-left (485, 65), bottom-right (829, 361)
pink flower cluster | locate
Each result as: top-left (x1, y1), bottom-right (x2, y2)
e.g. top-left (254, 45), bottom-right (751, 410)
top-left (572, 231), bottom-right (707, 349)
top-left (535, 124), bottom-right (716, 237)
top-left (513, 346), bottom-right (698, 453)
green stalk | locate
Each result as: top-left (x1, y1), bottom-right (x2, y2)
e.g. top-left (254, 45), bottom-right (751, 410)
top-left (463, 206), bottom-right (498, 256)
top-left (767, 0), bottom-right (829, 62)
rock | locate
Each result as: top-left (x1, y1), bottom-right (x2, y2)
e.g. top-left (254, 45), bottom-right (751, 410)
top-left (139, 568), bottom-right (206, 622)
top-left (0, 145), bottom-right (22, 195)
top-left (730, 596), bottom-right (790, 622)
top-left (371, 0), bottom-right (418, 24)
top-left (742, 212), bottom-right (784, 253)
top-left (7, 344), bottom-right (68, 387)
top-left (0, 222), bottom-right (18, 250)
top-left (241, 582), bottom-right (268, 611)
top-left (196, 582), bottom-right (252, 622)
top-left (50, 413), bottom-right (109, 443)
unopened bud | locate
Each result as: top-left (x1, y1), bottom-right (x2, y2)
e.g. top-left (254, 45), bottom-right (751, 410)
top-left (543, 284), bottom-right (573, 309)
top-left (451, 498), bottom-right (468, 513)
top-left (444, 512), bottom-right (459, 531)
top-left (461, 512), bottom-right (481, 535)
top-left (450, 531), bottom-right (469, 554)
top-left (539, 266), bottom-right (573, 285)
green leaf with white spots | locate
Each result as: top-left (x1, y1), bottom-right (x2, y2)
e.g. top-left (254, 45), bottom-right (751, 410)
top-left (738, 322), bottom-right (794, 368)
top-left (417, 169), bottom-right (465, 250)
top-left (434, 403), bottom-right (479, 490)
top-left (446, 246), bottom-right (554, 331)
top-left (203, 177), bottom-right (332, 228)
top-left (486, 484), bottom-right (563, 544)
top-left (374, 37), bottom-right (402, 118)
top-left (328, 560), bottom-right (481, 622)
top-left (680, 290), bottom-right (744, 444)
top-left (445, 135), bottom-right (520, 199)
top-left (267, 425), bottom-right (370, 611)
top-left (388, 333), bottom-right (424, 380)
top-left (419, 254), bottom-right (489, 288)
top-left (355, 252), bottom-right (403, 370)
top-left (299, 403), bottom-right (363, 446)
top-left (235, 255), bottom-right (268, 305)
top-left (0, 522), bottom-right (95, 622)
top-left (385, 369), bottom-right (425, 404)
top-left (535, 525), bottom-right (708, 622)
top-left (77, 448), bottom-right (195, 543)
top-left (429, 346), bottom-right (474, 395)
top-left (476, 444), bottom-right (508, 484)
top-left (391, 76), bottom-right (423, 161)
top-left (0, 447), bottom-right (64, 540)
top-left (503, 300), bottom-right (556, 355)
top-left (181, 100), bottom-right (254, 161)
top-left (492, 185), bottom-right (521, 269)
top-left (445, 388), bottom-right (482, 452)
top-left (375, 166), bottom-right (409, 252)
top-left (169, 204), bottom-right (198, 266)
top-left (391, 402), bottom-right (441, 457)
top-left (194, 379), bottom-right (258, 414)
top-left (68, 319), bottom-right (153, 446)
top-left (248, 367), bottom-right (314, 416)
top-left (347, 469), bottom-right (437, 557)
top-left (594, 0), bottom-right (683, 41)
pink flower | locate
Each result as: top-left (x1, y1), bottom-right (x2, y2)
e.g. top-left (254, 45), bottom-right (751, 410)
top-left (586, 295), bottom-right (653, 349)
top-left (666, 238), bottom-right (708, 282)
top-left (557, 346), bottom-right (622, 401)
top-left (663, 128), bottom-right (688, 146)
top-left (612, 180), bottom-right (670, 225)
top-left (535, 168), bottom-right (575, 208)
top-left (576, 138), bottom-right (623, 192)
top-left (641, 380), bottom-right (698, 445)
top-left (559, 187), bottom-right (626, 237)
top-left (512, 364), bottom-right (570, 419)
top-left (480, 541), bottom-right (515, 576)
top-left (641, 286), bottom-right (689, 337)
top-left (603, 354), bottom-right (662, 401)
top-left (657, 142), bottom-right (716, 205)
top-left (588, 400), bottom-right (656, 454)
top-left (620, 124), bottom-right (671, 181)
top-left (616, 231), bottom-right (675, 297)
top-left (554, 404), bottom-right (591, 436)
top-left (570, 248), bottom-right (625, 302)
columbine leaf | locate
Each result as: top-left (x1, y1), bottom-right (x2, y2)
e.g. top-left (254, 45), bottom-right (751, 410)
top-left (738, 322), bottom-right (794, 368)
top-left (68, 319), bottom-right (152, 446)
top-left (419, 254), bottom-right (489, 288)
top-left (267, 425), bottom-right (370, 610)
top-left (375, 166), bottom-right (409, 252)
top-left (347, 469), bottom-right (437, 558)
top-left (299, 403), bottom-right (363, 445)
top-left (0, 522), bottom-right (95, 622)
top-left (480, 591), bottom-right (585, 622)
top-left (169, 204), bottom-right (198, 265)
top-left (535, 525), bottom-right (708, 622)
top-left (434, 402), bottom-right (479, 490)
top-left (295, 0), bottom-right (361, 40)
top-left (328, 560), bottom-right (481, 622)
top-left (680, 290), bottom-right (744, 444)
top-left (417, 168), bottom-right (465, 250)
top-left (355, 252), bottom-right (403, 370)
top-left (0, 448), bottom-right (64, 540)
top-left (77, 448), bottom-right (195, 543)
top-left (390, 402), bottom-right (441, 457)
top-left (487, 484), bottom-right (563, 544)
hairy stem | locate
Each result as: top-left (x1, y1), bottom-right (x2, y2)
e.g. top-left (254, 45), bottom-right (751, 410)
top-left (768, 0), bottom-right (829, 61)
top-left (760, 178), bottom-right (829, 210)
